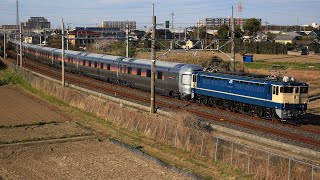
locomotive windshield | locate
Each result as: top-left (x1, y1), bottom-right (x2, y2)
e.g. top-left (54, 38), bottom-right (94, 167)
top-left (280, 87), bottom-right (294, 93)
top-left (300, 87), bottom-right (308, 93)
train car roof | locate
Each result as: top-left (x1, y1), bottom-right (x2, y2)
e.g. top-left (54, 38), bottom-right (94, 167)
top-left (39, 46), bottom-right (57, 52)
top-left (65, 50), bottom-right (83, 56)
top-left (122, 58), bottom-right (185, 69)
top-left (100, 55), bottom-right (123, 61)
top-left (80, 53), bottom-right (105, 60)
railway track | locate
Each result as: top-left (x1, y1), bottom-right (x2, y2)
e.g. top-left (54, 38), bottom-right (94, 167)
top-left (20, 58), bottom-right (320, 150)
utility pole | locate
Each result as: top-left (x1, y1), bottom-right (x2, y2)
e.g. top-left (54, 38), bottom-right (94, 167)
top-left (150, 4), bottom-right (156, 114)
top-left (16, 0), bottom-right (19, 26)
top-left (126, 23), bottom-right (129, 58)
top-left (39, 34), bottom-right (42, 46)
top-left (231, 6), bottom-right (235, 72)
top-left (15, 34), bottom-right (18, 65)
top-left (19, 22), bottom-right (22, 69)
top-left (171, 12), bottom-right (175, 49)
top-left (3, 27), bottom-right (6, 59)
top-left (66, 23), bottom-right (70, 50)
top-left (197, 20), bottom-right (200, 40)
top-left (61, 19), bottom-right (65, 86)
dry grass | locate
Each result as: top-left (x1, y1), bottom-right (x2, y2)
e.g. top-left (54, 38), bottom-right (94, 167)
top-left (136, 51), bottom-right (320, 64)
top-left (19, 69), bottom-right (319, 180)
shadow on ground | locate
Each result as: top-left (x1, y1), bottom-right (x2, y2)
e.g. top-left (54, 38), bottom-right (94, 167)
top-left (301, 113), bottom-right (320, 126)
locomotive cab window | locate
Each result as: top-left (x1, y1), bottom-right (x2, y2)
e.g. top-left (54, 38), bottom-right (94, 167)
top-left (276, 86), bottom-right (279, 95)
top-left (300, 87), bottom-right (308, 93)
top-left (295, 87), bottom-right (299, 93)
top-left (280, 87), bottom-right (293, 93)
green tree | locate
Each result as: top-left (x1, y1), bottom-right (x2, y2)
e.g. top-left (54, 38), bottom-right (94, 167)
top-left (234, 25), bottom-right (243, 38)
top-left (243, 18), bottom-right (261, 36)
top-left (217, 24), bottom-right (230, 39)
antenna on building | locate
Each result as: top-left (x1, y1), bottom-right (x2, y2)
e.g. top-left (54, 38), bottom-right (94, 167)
top-left (238, 0), bottom-right (243, 29)
top-left (16, 0), bottom-right (19, 25)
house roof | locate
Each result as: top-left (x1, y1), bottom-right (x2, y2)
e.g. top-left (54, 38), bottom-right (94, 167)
top-left (274, 34), bottom-right (297, 41)
top-left (312, 30), bottom-right (320, 36)
top-left (284, 32), bottom-right (302, 37)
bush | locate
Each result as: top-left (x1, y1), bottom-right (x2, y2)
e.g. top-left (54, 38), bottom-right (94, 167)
top-left (0, 70), bottom-right (24, 86)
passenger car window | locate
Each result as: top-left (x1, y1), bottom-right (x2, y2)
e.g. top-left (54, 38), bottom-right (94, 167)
top-left (147, 70), bottom-right (151, 77)
top-left (181, 74), bottom-right (191, 85)
top-left (137, 68), bottom-right (141, 76)
top-left (157, 71), bottom-right (163, 80)
top-left (100, 63), bottom-right (104, 69)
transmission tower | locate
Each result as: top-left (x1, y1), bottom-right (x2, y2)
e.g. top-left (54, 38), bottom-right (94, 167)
top-left (16, 0), bottom-right (19, 25)
top-left (238, 0), bottom-right (243, 29)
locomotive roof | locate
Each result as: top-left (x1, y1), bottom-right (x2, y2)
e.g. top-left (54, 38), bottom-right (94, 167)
top-left (199, 71), bottom-right (307, 86)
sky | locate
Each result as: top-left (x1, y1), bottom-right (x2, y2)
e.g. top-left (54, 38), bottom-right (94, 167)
top-left (0, 0), bottom-right (319, 29)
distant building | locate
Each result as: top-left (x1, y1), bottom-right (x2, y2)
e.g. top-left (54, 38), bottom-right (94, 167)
top-left (0, 25), bottom-right (19, 32)
top-left (25, 17), bottom-right (50, 30)
top-left (75, 27), bottom-right (125, 38)
top-left (202, 18), bottom-right (262, 30)
top-left (274, 32), bottom-right (302, 44)
top-left (67, 30), bottom-right (101, 47)
top-left (75, 27), bottom-right (120, 32)
top-left (101, 21), bottom-right (136, 31)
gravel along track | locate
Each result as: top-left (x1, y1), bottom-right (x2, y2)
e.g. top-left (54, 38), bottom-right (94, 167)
top-left (24, 59), bottom-right (320, 152)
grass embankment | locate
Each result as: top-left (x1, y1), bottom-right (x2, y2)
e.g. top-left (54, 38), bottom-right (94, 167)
top-left (0, 66), bottom-right (251, 179)
top-left (244, 61), bottom-right (320, 71)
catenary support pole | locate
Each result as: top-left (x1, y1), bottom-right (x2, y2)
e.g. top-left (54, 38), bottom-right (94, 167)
top-left (150, 4), bottom-right (156, 114)
top-left (231, 6), bottom-right (236, 72)
top-left (3, 27), bottom-right (6, 59)
top-left (126, 24), bottom-right (129, 58)
top-left (19, 22), bottom-right (22, 69)
top-left (61, 18), bottom-right (65, 86)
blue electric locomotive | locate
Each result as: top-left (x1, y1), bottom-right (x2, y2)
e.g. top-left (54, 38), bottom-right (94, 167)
top-left (191, 72), bottom-right (308, 119)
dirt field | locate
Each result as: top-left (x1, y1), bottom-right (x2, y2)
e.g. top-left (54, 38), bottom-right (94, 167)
top-left (0, 86), bottom-right (69, 126)
top-left (0, 86), bottom-right (188, 180)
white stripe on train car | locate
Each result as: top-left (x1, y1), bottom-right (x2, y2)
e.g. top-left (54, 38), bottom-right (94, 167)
top-left (195, 87), bottom-right (272, 102)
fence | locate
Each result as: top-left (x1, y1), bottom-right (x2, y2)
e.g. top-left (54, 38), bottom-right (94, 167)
top-left (18, 67), bottom-right (320, 180)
